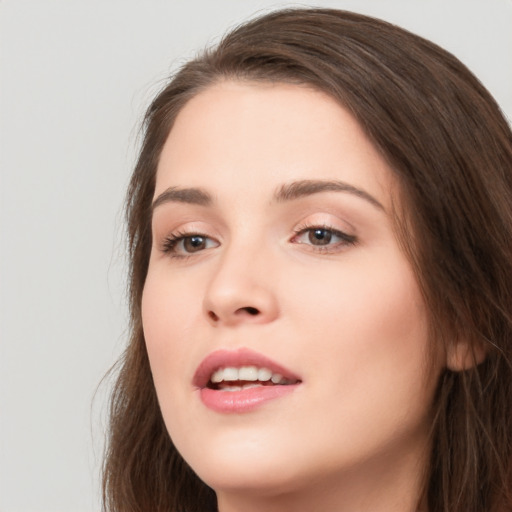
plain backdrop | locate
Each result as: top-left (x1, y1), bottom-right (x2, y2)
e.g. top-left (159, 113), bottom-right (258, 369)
top-left (1, 1), bottom-right (511, 511)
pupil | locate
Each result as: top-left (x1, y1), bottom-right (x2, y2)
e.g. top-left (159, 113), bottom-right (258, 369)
top-left (310, 229), bottom-right (331, 246)
top-left (185, 236), bottom-right (205, 252)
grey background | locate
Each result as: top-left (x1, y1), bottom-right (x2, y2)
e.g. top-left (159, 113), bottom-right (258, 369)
top-left (1, 1), bottom-right (511, 510)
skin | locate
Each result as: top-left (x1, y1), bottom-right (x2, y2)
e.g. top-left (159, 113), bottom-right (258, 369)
top-left (142, 81), bottom-right (444, 512)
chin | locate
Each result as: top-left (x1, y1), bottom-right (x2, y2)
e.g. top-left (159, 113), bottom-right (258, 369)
top-left (199, 464), bottom-right (307, 498)
top-left (184, 439), bottom-right (309, 495)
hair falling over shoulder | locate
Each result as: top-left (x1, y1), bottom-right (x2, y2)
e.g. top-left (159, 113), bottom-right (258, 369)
top-left (102, 8), bottom-right (512, 512)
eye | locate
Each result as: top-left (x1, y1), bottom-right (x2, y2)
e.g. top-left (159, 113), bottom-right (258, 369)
top-left (291, 225), bottom-right (356, 250)
top-left (162, 232), bottom-right (219, 257)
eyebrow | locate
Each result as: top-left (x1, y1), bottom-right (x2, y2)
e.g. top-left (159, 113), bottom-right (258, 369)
top-left (152, 187), bottom-right (213, 210)
top-left (152, 179), bottom-right (384, 212)
top-left (274, 179), bottom-right (385, 211)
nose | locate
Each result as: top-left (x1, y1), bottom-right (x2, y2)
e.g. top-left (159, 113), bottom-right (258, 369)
top-left (203, 244), bottom-right (280, 327)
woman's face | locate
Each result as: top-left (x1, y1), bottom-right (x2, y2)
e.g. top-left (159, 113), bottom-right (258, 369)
top-left (142, 81), bottom-right (442, 506)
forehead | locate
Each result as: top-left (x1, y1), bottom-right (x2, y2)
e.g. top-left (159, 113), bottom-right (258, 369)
top-left (155, 80), bottom-right (397, 207)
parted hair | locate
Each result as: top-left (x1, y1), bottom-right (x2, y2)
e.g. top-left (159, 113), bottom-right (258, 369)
top-left (102, 8), bottom-right (512, 512)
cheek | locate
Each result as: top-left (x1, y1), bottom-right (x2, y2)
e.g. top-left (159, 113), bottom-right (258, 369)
top-left (141, 267), bottom-right (201, 389)
top-left (292, 251), bottom-right (427, 337)
top-left (287, 250), bottom-right (434, 408)
top-left (275, 254), bottom-right (437, 471)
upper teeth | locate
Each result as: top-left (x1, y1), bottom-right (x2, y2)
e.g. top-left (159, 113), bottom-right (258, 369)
top-left (210, 366), bottom-right (287, 384)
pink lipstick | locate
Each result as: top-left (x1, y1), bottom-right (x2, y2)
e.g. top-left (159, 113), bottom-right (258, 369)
top-left (194, 348), bottom-right (301, 413)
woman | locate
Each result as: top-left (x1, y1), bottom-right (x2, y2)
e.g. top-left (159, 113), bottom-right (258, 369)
top-left (103, 8), bottom-right (512, 512)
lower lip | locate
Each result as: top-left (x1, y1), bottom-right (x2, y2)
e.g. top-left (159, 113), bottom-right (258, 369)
top-left (199, 384), bottom-right (298, 413)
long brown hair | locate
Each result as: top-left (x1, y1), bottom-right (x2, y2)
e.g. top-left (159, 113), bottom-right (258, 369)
top-left (102, 8), bottom-right (512, 512)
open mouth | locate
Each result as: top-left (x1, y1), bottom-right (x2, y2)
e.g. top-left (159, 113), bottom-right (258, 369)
top-left (195, 349), bottom-right (301, 412)
top-left (207, 365), bottom-right (299, 391)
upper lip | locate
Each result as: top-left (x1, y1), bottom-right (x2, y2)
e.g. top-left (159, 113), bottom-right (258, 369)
top-left (193, 347), bottom-right (302, 388)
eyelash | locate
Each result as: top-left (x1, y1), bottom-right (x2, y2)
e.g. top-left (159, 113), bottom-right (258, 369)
top-left (160, 224), bottom-right (357, 259)
top-left (161, 230), bottom-right (218, 260)
top-left (291, 223), bottom-right (357, 252)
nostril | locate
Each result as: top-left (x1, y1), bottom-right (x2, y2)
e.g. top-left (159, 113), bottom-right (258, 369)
top-left (208, 311), bottom-right (219, 321)
top-left (243, 307), bottom-right (259, 316)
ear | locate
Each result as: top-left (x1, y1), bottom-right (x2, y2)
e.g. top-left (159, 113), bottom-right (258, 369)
top-left (445, 338), bottom-right (487, 371)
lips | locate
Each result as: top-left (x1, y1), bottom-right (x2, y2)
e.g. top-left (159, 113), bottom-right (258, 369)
top-left (193, 348), bottom-right (301, 413)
